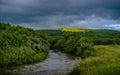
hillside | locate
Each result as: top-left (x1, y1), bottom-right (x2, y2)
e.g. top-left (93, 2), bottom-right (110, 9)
top-left (0, 23), bottom-right (50, 67)
top-left (38, 28), bottom-right (120, 45)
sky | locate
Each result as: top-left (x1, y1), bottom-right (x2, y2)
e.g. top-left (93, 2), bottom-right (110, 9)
top-left (0, 0), bottom-right (120, 30)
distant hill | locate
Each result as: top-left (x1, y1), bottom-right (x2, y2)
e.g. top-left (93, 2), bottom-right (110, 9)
top-left (38, 27), bottom-right (120, 45)
top-left (59, 27), bottom-right (88, 32)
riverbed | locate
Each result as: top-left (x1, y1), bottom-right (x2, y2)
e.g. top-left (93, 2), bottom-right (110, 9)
top-left (0, 50), bottom-right (79, 75)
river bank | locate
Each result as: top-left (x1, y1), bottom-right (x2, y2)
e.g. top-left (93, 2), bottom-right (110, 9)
top-left (0, 50), bottom-right (79, 75)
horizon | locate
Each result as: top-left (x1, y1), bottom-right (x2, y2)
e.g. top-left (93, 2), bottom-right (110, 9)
top-left (2, 22), bottom-right (119, 31)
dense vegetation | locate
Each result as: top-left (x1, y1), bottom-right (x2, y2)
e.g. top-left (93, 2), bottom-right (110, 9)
top-left (0, 23), bottom-right (50, 67)
top-left (80, 30), bottom-right (120, 45)
top-left (69, 45), bottom-right (120, 75)
top-left (38, 28), bottom-right (120, 57)
top-left (38, 30), bottom-right (95, 58)
top-left (52, 34), bottom-right (95, 58)
top-left (38, 28), bottom-right (120, 45)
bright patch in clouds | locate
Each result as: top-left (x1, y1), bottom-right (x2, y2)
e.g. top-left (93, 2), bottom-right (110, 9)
top-left (104, 24), bottom-right (120, 30)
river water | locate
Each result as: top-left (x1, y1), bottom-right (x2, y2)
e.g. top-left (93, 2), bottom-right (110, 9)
top-left (0, 50), bottom-right (79, 75)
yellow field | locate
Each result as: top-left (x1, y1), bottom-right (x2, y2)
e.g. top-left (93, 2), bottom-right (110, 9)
top-left (60, 28), bottom-right (87, 32)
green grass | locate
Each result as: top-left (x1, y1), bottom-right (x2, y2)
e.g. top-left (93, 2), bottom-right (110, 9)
top-left (60, 28), bottom-right (88, 32)
top-left (69, 45), bottom-right (120, 75)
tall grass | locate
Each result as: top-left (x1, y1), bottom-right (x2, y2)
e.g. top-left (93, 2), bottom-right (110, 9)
top-left (69, 45), bottom-right (120, 75)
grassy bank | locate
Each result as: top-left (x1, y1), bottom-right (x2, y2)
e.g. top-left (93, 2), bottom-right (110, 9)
top-left (69, 45), bottom-right (120, 75)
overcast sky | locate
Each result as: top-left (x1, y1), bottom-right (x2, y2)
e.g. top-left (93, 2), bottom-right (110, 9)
top-left (0, 0), bottom-right (120, 29)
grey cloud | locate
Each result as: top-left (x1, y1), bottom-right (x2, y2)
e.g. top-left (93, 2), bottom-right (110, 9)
top-left (70, 15), bottom-right (118, 29)
top-left (0, 0), bottom-right (120, 29)
top-left (14, 15), bottom-right (118, 29)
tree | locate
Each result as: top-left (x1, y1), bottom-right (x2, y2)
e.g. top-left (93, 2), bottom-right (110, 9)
top-left (75, 37), bottom-right (95, 58)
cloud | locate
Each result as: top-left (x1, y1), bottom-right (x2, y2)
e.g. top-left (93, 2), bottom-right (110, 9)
top-left (70, 15), bottom-right (118, 29)
top-left (0, 0), bottom-right (120, 29)
top-left (13, 15), bottom-right (119, 30)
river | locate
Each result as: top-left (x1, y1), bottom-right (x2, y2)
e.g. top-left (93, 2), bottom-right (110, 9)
top-left (0, 50), bottom-right (79, 75)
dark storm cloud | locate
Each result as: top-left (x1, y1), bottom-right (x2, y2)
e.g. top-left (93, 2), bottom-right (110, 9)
top-left (0, 0), bottom-right (120, 29)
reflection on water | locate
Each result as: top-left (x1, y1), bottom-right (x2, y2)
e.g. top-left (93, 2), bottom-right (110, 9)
top-left (0, 50), bottom-right (79, 75)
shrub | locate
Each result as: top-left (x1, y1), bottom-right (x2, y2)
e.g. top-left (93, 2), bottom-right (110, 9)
top-left (75, 37), bottom-right (95, 58)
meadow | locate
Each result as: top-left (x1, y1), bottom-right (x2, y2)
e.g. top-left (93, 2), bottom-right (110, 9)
top-left (69, 45), bottom-right (120, 75)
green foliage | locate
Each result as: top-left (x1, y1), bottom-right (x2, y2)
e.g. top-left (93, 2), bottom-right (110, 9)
top-left (0, 47), bottom-right (47, 67)
top-left (80, 30), bottom-right (120, 45)
top-left (75, 37), bottom-right (95, 58)
top-left (52, 33), bottom-right (95, 58)
top-left (0, 23), bottom-right (50, 67)
top-left (54, 38), bottom-right (66, 50)
top-left (64, 36), bottom-right (77, 53)
top-left (38, 28), bottom-right (120, 46)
